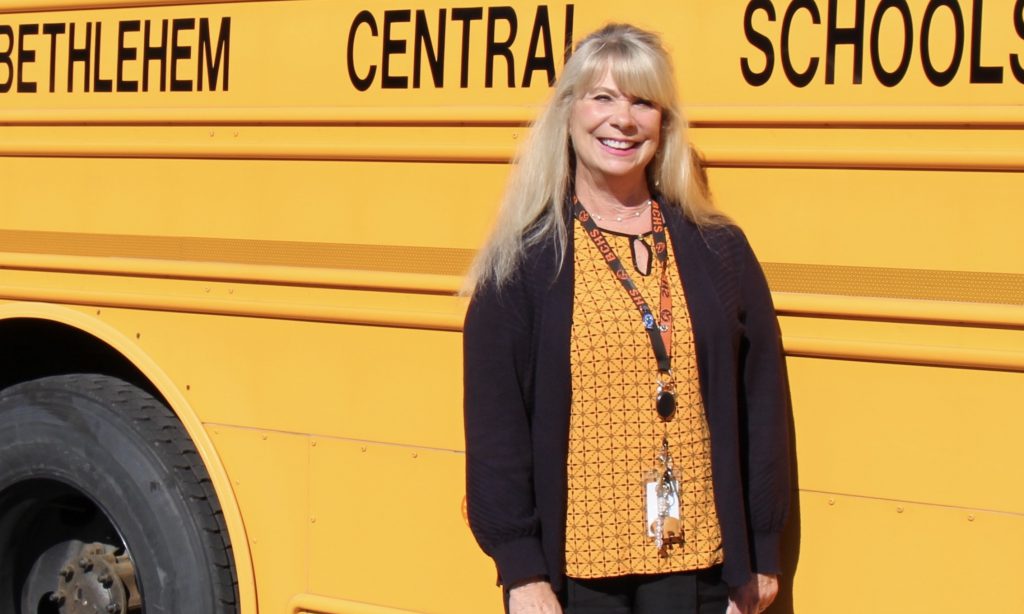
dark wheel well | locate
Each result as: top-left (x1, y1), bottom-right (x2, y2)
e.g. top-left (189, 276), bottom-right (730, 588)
top-left (0, 374), bottom-right (239, 614)
top-left (0, 318), bottom-right (162, 401)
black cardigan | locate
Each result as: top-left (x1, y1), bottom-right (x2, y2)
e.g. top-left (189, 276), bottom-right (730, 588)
top-left (463, 203), bottom-right (791, 591)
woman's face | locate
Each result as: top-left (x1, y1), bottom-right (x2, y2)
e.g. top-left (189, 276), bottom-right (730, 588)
top-left (569, 69), bottom-right (662, 193)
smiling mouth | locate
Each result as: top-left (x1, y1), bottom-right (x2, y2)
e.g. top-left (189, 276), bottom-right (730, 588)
top-left (599, 138), bottom-right (639, 150)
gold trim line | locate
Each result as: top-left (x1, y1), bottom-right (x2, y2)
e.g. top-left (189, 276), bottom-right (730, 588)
top-left (0, 252), bottom-right (463, 295)
top-left (763, 263), bottom-right (1024, 307)
top-left (0, 230), bottom-right (475, 278)
top-left (2, 286), bottom-right (1023, 371)
top-left (0, 285), bottom-right (466, 332)
top-left (704, 148), bottom-right (1024, 172)
top-left (0, 141), bottom-right (512, 163)
top-left (289, 593), bottom-right (423, 614)
top-left (784, 336), bottom-right (1024, 373)
top-left (1, 141), bottom-right (1020, 170)
top-left (4, 240), bottom-right (1024, 326)
top-left (773, 293), bottom-right (1024, 328)
top-left (0, 0), bottom-right (257, 14)
top-left (2, 105), bottom-right (1023, 128)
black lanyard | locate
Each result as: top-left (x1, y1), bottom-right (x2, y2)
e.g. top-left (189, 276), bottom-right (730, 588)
top-left (572, 196), bottom-right (674, 374)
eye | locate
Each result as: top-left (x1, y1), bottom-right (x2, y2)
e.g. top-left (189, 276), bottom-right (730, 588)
top-left (592, 93), bottom-right (613, 102)
top-left (633, 98), bottom-right (655, 108)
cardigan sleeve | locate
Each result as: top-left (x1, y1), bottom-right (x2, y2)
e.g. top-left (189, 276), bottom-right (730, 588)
top-left (734, 230), bottom-right (792, 575)
top-left (463, 275), bottom-right (548, 588)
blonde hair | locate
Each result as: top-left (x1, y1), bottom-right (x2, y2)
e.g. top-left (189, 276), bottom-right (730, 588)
top-left (464, 23), bottom-right (726, 294)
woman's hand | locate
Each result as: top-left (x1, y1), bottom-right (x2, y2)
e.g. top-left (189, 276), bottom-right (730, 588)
top-left (508, 580), bottom-right (562, 614)
top-left (726, 573), bottom-right (779, 614)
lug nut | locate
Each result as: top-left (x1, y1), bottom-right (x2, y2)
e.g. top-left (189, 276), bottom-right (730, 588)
top-left (60, 566), bottom-right (75, 581)
top-left (98, 572), bottom-right (114, 587)
top-left (78, 558), bottom-right (94, 571)
top-left (49, 592), bottom-right (66, 606)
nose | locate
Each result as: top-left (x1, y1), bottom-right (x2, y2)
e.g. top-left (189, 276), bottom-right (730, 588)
top-left (609, 100), bottom-right (637, 132)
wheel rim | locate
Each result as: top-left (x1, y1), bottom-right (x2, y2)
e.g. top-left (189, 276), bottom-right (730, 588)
top-left (0, 479), bottom-right (143, 614)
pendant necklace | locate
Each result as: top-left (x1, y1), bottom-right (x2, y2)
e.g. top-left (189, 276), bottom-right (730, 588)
top-left (588, 199), bottom-right (652, 223)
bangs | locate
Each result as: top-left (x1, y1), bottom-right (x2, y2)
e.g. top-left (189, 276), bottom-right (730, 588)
top-left (573, 43), bottom-right (675, 110)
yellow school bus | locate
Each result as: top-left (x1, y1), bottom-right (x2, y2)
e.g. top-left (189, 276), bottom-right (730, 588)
top-left (0, 1), bottom-right (1021, 612)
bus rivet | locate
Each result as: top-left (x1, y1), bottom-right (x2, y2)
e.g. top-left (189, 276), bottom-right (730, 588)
top-left (968, 515), bottom-right (975, 522)
top-left (827, 498), bottom-right (835, 506)
top-left (896, 506), bottom-right (904, 513)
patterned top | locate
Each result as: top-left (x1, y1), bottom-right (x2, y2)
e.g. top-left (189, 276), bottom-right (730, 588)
top-left (564, 220), bottom-right (724, 578)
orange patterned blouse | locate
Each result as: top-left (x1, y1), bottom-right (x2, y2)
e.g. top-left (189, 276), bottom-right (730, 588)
top-left (565, 220), bottom-right (724, 578)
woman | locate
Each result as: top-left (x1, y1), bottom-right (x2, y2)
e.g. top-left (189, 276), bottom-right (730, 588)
top-left (463, 24), bottom-right (790, 614)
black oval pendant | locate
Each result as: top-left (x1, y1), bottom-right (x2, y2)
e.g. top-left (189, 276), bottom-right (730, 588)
top-left (656, 390), bottom-right (676, 421)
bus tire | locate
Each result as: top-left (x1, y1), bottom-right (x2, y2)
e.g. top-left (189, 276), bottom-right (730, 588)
top-left (0, 374), bottom-right (238, 614)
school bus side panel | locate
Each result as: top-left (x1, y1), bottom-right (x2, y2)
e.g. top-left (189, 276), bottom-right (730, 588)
top-left (1, 1), bottom-right (1022, 613)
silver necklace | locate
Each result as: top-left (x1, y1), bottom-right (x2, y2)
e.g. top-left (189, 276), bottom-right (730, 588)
top-left (589, 199), bottom-right (652, 223)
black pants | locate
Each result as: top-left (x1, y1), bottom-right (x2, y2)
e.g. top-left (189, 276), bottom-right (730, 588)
top-left (505, 567), bottom-right (728, 614)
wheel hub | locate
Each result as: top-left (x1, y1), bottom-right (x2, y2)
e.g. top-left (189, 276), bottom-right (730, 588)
top-left (47, 542), bottom-right (140, 614)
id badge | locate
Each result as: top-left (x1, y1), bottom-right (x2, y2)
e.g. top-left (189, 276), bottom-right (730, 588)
top-left (645, 477), bottom-right (681, 538)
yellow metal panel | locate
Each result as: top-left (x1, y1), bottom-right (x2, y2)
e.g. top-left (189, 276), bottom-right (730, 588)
top-left (709, 167), bottom-right (1024, 275)
top-left (792, 491), bottom-right (1024, 613)
top-left (209, 426), bottom-right (310, 614)
top-left (19, 294), bottom-right (469, 449)
top-left (788, 356), bottom-right (1024, 513)
top-left (308, 438), bottom-right (499, 614)
top-left (185, 319), bottom-right (466, 449)
top-left (0, 156), bottom-right (506, 249)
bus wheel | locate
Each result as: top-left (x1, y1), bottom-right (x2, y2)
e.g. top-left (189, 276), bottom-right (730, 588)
top-left (0, 374), bottom-right (238, 614)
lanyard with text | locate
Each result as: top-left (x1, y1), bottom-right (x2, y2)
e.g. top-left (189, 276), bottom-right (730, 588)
top-left (572, 196), bottom-right (677, 421)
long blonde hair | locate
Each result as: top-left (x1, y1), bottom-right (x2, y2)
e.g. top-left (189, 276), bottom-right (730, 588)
top-left (464, 23), bottom-right (725, 294)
